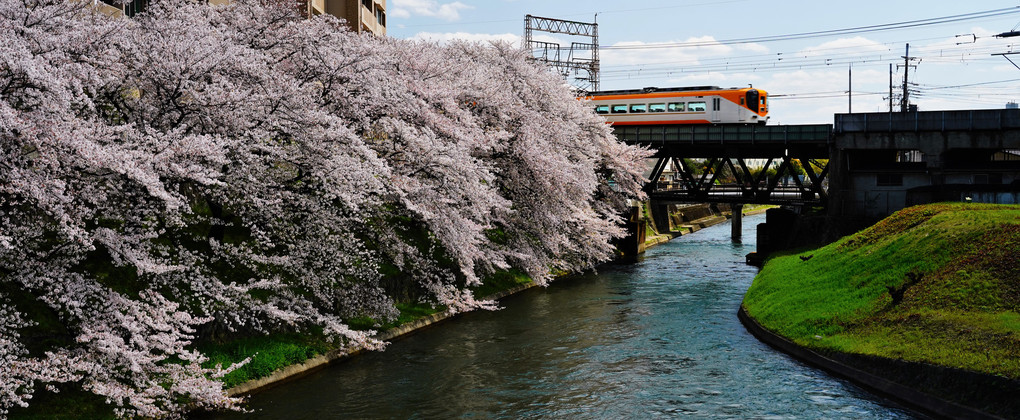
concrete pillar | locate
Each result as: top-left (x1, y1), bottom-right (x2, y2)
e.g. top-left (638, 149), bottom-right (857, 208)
top-left (731, 203), bottom-right (743, 242)
top-left (828, 142), bottom-right (847, 218)
top-left (649, 201), bottom-right (672, 234)
top-left (616, 205), bottom-right (644, 261)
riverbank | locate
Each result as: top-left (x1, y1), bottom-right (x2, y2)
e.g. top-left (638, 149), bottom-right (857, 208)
top-left (741, 203), bottom-right (1020, 418)
top-left (224, 280), bottom-right (538, 396)
top-left (642, 203), bottom-right (771, 250)
top-left (225, 203), bottom-right (761, 398)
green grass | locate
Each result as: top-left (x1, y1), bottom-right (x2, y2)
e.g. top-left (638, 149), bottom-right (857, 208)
top-left (199, 331), bottom-right (336, 389)
top-left (741, 204), bottom-right (777, 214)
top-left (471, 268), bottom-right (533, 298)
top-left (198, 268), bottom-right (530, 391)
top-left (743, 203), bottom-right (1020, 379)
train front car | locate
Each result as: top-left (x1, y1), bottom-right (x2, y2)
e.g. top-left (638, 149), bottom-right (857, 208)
top-left (586, 86), bottom-right (768, 125)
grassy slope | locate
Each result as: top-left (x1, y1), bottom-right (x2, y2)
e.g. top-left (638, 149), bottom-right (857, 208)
top-left (743, 203), bottom-right (1020, 379)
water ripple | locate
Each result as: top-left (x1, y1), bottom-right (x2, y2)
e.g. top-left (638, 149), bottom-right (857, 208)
top-left (196, 214), bottom-right (918, 420)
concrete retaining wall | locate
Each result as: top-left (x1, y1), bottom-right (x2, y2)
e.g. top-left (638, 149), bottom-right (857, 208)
top-left (738, 306), bottom-right (1018, 419)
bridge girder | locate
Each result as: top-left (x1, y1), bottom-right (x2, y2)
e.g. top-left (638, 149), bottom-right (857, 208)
top-left (619, 123), bottom-right (833, 206)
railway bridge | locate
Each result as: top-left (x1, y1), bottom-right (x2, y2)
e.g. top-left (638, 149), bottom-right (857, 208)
top-left (615, 109), bottom-right (1020, 249)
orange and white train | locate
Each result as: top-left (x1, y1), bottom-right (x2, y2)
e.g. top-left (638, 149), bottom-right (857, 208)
top-left (585, 86), bottom-right (768, 125)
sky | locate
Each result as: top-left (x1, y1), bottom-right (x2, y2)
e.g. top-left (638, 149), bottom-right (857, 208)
top-left (385, 0), bottom-right (1020, 124)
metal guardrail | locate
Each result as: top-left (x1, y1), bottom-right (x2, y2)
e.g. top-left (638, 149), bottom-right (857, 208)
top-left (834, 109), bottom-right (1020, 133)
top-left (613, 124), bottom-right (833, 144)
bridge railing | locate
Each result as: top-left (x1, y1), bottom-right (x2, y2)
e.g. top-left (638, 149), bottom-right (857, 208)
top-left (835, 109), bottom-right (1020, 133)
top-left (613, 124), bottom-right (832, 144)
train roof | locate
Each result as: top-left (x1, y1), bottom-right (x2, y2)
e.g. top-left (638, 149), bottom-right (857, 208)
top-left (586, 86), bottom-right (755, 96)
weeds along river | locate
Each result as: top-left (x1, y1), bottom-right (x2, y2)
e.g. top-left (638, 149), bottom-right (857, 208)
top-left (200, 213), bottom-right (918, 419)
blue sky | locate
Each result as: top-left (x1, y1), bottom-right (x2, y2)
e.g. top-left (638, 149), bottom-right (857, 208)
top-left (386, 0), bottom-right (1020, 124)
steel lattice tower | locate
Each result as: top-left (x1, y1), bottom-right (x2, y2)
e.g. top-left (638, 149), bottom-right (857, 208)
top-left (524, 14), bottom-right (599, 93)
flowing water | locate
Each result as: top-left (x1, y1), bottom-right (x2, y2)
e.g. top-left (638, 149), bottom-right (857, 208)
top-left (202, 213), bottom-right (918, 419)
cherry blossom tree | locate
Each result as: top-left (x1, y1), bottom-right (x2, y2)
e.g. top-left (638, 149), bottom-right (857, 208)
top-left (0, 0), bottom-right (648, 416)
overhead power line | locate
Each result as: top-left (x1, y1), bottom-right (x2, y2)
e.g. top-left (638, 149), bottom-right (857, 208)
top-left (594, 40), bottom-right (1016, 82)
top-left (598, 7), bottom-right (1020, 51)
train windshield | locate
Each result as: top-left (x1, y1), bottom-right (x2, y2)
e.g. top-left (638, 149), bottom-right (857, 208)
top-left (745, 89), bottom-right (760, 112)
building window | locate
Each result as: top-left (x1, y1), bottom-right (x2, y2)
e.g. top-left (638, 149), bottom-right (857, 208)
top-left (876, 174), bottom-right (903, 186)
top-left (992, 149), bottom-right (1020, 161)
top-left (376, 8), bottom-right (386, 26)
top-left (103, 0), bottom-right (146, 16)
top-left (362, 0), bottom-right (372, 11)
top-left (895, 150), bottom-right (924, 163)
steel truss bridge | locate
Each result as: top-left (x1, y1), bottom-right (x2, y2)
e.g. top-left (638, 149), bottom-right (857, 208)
top-left (613, 124), bottom-right (833, 206)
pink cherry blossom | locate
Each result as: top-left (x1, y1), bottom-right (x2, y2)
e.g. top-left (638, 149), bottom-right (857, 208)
top-left (0, 0), bottom-right (648, 416)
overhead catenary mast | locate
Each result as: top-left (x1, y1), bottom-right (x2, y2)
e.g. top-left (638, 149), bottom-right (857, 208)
top-left (524, 14), bottom-right (600, 93)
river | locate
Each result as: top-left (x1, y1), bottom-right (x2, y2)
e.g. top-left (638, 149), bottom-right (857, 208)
top-left (202, 213), bottom-right (918, 419)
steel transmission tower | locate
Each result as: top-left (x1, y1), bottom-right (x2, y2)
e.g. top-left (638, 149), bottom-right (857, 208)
top-left (524, 14), bottom-right (600, 92)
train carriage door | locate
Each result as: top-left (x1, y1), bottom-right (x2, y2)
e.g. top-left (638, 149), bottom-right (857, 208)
top-left (710, 97), bottom-right (722, 122)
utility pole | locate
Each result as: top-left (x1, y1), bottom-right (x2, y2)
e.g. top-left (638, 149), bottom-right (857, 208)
top-left (898, 43), bottom-right (919, 112)
top-left (848, 63), bottom-right (852, 113)
top-left (888, 63), bottom-right (894, 112)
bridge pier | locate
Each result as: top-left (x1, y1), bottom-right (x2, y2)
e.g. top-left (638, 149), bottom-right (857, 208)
top-left (614, 203), bottom-right (645, 261)
top-left (731, 203), bottom-right (743, 242)
top-left (648, 201), bottom-right (673, 235)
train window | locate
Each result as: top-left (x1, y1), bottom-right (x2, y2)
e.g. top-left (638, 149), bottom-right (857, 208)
top-left (595, 105), bottom-right (609, 114)
top-left (630, 104), bottom-right (648, 113)
top-left (688, 101), bottom-right (707, 112)
top-left (667, 102), bottom-right (685, 112)
top-left (611, 104), bottom-right (628, 114)
top-left (649, 103), bottom-right (666, 112)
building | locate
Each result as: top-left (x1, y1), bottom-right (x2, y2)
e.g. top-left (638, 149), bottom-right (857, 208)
top-left (97, 0), bottom-right (386, 36)
top-left (310, 0), bottom-right (386, 35)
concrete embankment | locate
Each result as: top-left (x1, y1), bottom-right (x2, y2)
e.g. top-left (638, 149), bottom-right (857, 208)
top-left (739, 306), bottom-right (1012, 420)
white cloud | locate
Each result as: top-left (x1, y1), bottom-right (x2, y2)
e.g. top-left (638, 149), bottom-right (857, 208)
top-left (410, 31), bottom-right (520, 45)
top-left (736, 43), bottom-right (769, 54)
top-left (602, 36), bottom-right (737, 67)
top-left (665, 72), bottom-right (764, 86)
top-left (597, 36), bottom-right (768, 90)
top-left (392, 0), bottom-right (473, 21)
top-left (763, 67), bottom-right (892, 124)
top-left (795, 36), bottom-right (890, 58)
